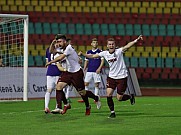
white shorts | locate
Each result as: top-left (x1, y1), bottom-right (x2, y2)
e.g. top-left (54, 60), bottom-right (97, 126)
top-left (47, 76), bottom-right (59, 90)
top-left (84, 72), bottom-right (101, 83)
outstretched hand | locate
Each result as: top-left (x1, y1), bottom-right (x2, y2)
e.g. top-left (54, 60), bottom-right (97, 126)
top-left (78, 51), bottom-right (82, 56)
top-left (137, 35), bottom-right (143, 41)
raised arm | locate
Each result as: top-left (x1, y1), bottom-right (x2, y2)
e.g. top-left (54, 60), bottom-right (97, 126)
top-left (78, 51), bottom-right (100, 59)
top-left (122, 35), bottom-right (143, 52)
top-left (45, 54), bottom-right (66, 67)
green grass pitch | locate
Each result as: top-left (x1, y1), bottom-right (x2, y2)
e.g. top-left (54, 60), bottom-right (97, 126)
top-left (0, 97), bottom-right (181, 135)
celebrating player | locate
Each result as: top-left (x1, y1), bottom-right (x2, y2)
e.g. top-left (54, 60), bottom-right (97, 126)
top-left (79, 35), bottom-right (143, 118)
top-left (45, 34), bottom-right (101, 115)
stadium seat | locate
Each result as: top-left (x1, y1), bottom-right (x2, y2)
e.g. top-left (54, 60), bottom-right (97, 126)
top-left (139, 57), bottom-right (147, 68)
top-left (148, 57), bottom-right (156, 68)
top-left (130, 57), bottom-right (138, 67)
top-left (165, 57), bottom-right (173, 68)
top-left (156, 57), bottom-right (164, 67)
top-left (174, 58), bottom-right (181, 68)
top-left (169, 73), bottom-right (177, 79)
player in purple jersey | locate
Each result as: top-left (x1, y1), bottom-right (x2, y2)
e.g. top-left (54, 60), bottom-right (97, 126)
top-left (79, 35), bottom-right (143, 118)
top-left (45, 34), bottom-right (101, 116)
top-left (44, 38), bottom-right (62, 114)
top-left (79, 38), bottom-right (104, 104)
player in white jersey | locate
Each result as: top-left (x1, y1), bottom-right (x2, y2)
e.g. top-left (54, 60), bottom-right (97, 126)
top-left (79, 35), bottom-right (143, 118)
top-left (45, 34), bottom-right (101, 115)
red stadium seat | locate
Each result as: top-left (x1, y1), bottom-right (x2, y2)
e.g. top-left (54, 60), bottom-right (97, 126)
top-left (169, 73), bottom-right (177, 79)
top-left (161, 73), bottom-right (169, 79)
top-left (151, 73), bottom-right (159, 79)
top-left (163, 68), bottom-right (171, 73)
top-left (154, 68), bottom-right (162, 73)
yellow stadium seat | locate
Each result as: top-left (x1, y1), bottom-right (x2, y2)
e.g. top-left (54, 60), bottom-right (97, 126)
top-left (139, 7), bottom-right (146, 13)
top-left (83, 7), bottom-right (90, 12)
top-left (137, 47), bottom-right (144, 52)
top-left (124, 51), bottom-right (132, 57)
top-left (39, 50), bottom-right (45, 56)
top-left (39, 0), bottom-right (46, 6)
top-left (2, 5), bottom-right (10, 11)
top-left (145, 47), bottom-right (153, 52)
top-left (78, 46), bottom-right (86, 53)
top-left (162, 47), bottom-right (170, 52)
top-left (129, 47), bottom-right (136, 52)
top-left (163, 8), bottom-right (171, 14)
top-left (155, 8), bottom-right (163, 14)
top-left (147, 7), bottom-right (154, 13)
top-left (31, 0), bottom-right (38, 6)
top-left (174, 2), bottom-right (181, 8)
top-left (43, 6), bottom-right (50, 12)
top-left (134, 2), bottom-right (141, 7)
top-left (102, 1), bottom-right (109, 7)
top-left (26, 6), bottom-right (34, 11)
top-left (107, 7), bottom-right (114, 12)
top-left (176, 53), bottom-right (181, 58)
top-left (86, 46), bottom-right (92, 51)
top-left (36, 45), bottom-right (44, 50)
top-left (91, 7), bottom-right (98, 12)
top-left (115, 7), bottom-right (122, 13)
top-left (87, 1), bottom-right (94, 7)
top-left (158, 2), bottom-right (165, 8)
top-left (71, 1), bottom-right (78, 6)
top-left (23, 0), bottom-right (31, 6)
top-left (118, 2), bottom-right (125, 7)
top-left (168, 52), bottom-right (175, 58)
top-left (18, 5), bottom-right (26, 11)
top-left (7, 0), bottom-right (14, 5)
top-left (47, 1), bottom-right (54, 6)
top-left (166, 2), bottom-right (173, 8)
top-left (74, 7), bottom-right (82, 12)
top-left (64, 1), bottom-right (70, 6)
top-left (0, 0), bottom-right (6, 5)
top-left (51, 6), bottom-right (58, 12)
top-left (132, 7), bottom-right (139, 13)
top-left (55, 1), bottom-right (62, 6)
top-left (31, 51), bottom-right (39, 56)
top-left (110, 2), bottom-right (117, 7)
top-left (95, 1), bottom-right (102, 7)
top-left (59, 6), bottom-right (66, 12)
top-left (153, 47), bottom-right (161, 52)
top-left (99, 7), bottom-right (106, 13)
top-left (170, 47), bottom-right (178, 52)
top-left (79, 1), bottom-right (86, 7)
top-left (172, 8), bottom-right (179, 14)
top-left (29, 45), bottom-right (36, 51)
top-left (133, 52), bottom-right (141, 57)
top-left (10, 5), bottom-right (18, 11)
top-left (34, 6), bottom-right (42, 12)
top-left (123, 7), bottom-right (130, 13)
top-left (150, 52), bottom-right (158, 58)
top-left (161, 52), bottom-right (167, 58)
top-left (16, 0), bottom-right (22, 5)
top-left (142, 52), bottom-right (149, 57)
top-left (142, 2), bottom-right (149, 7)
top-left (150, 2), bottom-right (157, 8)
top-left (67, 6), bottom-right (74, 12)
top-left (44, 45), bottom-right (49, 49)
top-left (127, 2), bottom-right (133, 7)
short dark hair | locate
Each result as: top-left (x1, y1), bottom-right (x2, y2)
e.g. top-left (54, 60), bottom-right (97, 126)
top-left (55, 34), bottom-right (66, 40)
top-left (66, 38), bottom-right (71, 42)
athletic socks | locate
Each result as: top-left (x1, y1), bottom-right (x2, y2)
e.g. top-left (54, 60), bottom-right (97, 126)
top-left (120, 94), bottom-right (131, 101)
top-left (81, 95), bottom-right (90, 108)
top-left (86, 90), bottom-right (98, 101)
top-left (45, 92), bottom-right (50, 108)
top-left (94, 87), bottom-right (99, 96)
top-left (107, 96), bottom-right (114, 112)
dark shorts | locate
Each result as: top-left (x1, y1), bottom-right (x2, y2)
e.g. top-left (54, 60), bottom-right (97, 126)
top-left (106, 77), bottom-right (127, 95)
top-left (57, 68), bottom-right (85, 91)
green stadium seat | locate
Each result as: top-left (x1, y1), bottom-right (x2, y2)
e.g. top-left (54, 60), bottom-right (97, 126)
top-left (59, 23), bottom-right (67, 29)
top-left (165, 57), bottom-right (173, 68)
top-left (109, 29), bottom-right (117, 35)
top-left (174, 58), bottom-right (181, 68)
top-left (156, 57), bottom-right (164, 67)
top-left (84, 24), bottom-right (92, 30)
top-left (51, 23), bottom-right (59, 34)
top-left (117, 29), bottom-right (125, 35)
top-left (147, 57), bottom-right (156, 68)
top-left (9, 55), bottom-right (18, 66)
top-left (125, 24), bottom-right (133, 30)
top-left (29, 22), bottom-right (34, 34)
top-left (130, 57), bottom-right (138, 67)
top-left (43, 23), bottom-right (51, 34)
top-left (101, 24), bottom-right (108, 30)
top-left (167, 24), bottom-right (174, 30)
top-left (34, 55), bottom-right (44, 66)
top-left (167, 29), bottom-right (175, 36)
top-left (10, 22), bottom-right (19, 34)
top-left (126, 29), bottom-right (133, 35)
top-left (109, 24), bottom-right (116, 30)
top-left (1, 24), bottom-right (8, 33)
top-left (92, 29), bottom-right (101, 35)
top-left (159, 29), bottom-right (166, 36)
top-left (76, 23), bottom-right (83, 29)
top-left (35, 23), bottom-right (43, 34)
top-left (139, 57), bottom-right (147, 68)
top-left (124, 57), bottom-right (130, 67)
top-left (117, 24), bottom-right (124, 30)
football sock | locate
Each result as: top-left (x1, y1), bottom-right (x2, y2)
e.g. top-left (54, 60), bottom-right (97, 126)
top-left (45, 92), bottom-right (50, 108)
top-left (85, 86), bottom-right (89, 91)
top-left (81, 95), bottom-right (89, 108)
top-left (94, 87), bottom-right (99, 96)
top-left (60, 90), bottom-right (68, 105)
top-left (107, 96), bottom-right (114, 111)
top-left (120, 94), bottom-right (131, 101)
top-left (56, 90), bottom-right (62, 109)
top-left (86, 90), bottom-right (98, 101)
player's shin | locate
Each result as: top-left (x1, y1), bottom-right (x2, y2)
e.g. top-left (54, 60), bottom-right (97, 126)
top-left (107, 96), bottom-right (114, 111)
